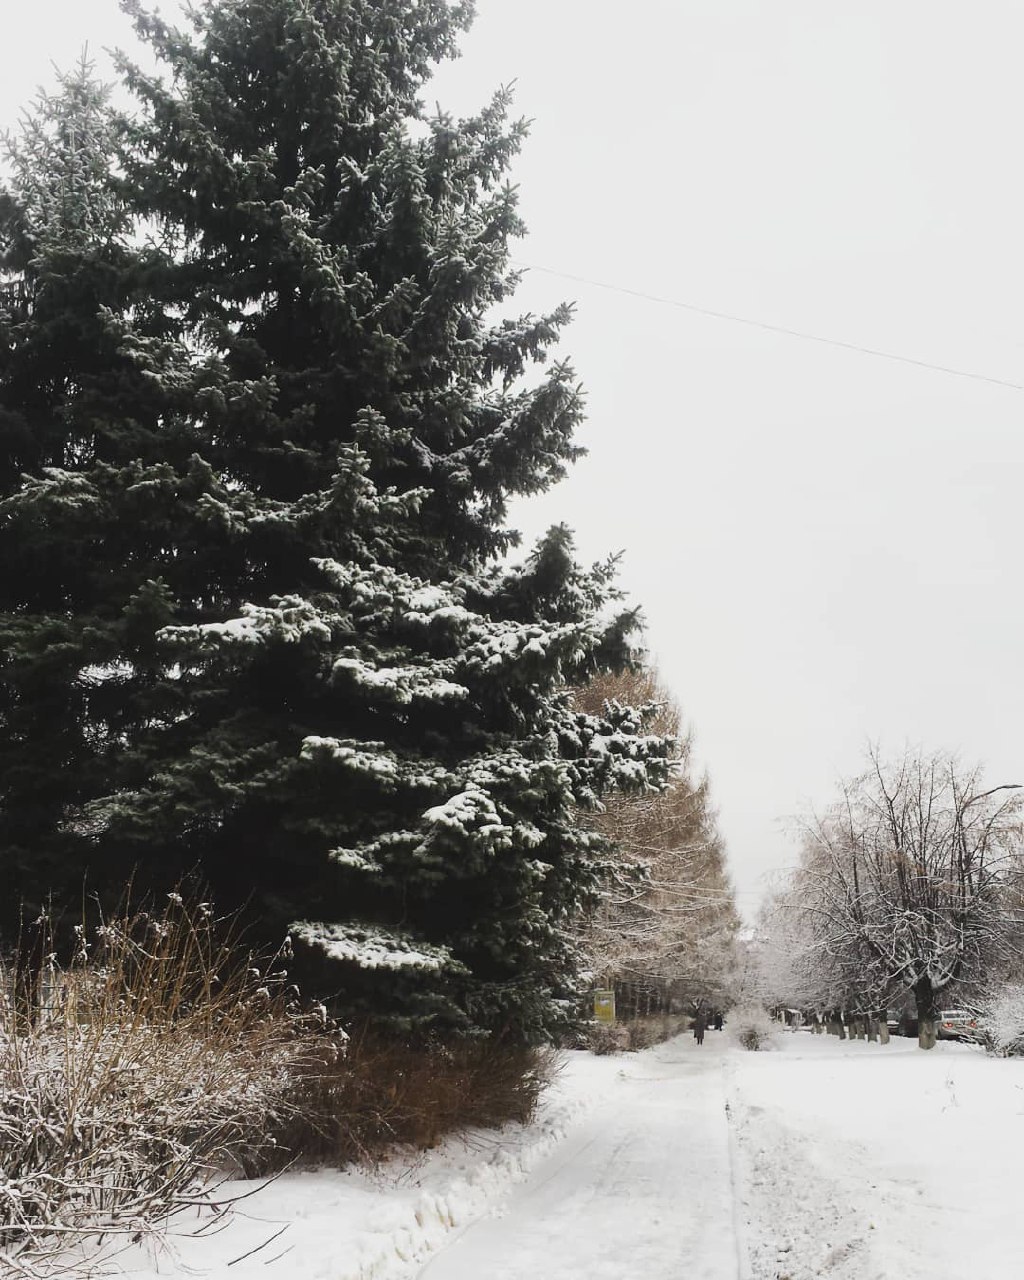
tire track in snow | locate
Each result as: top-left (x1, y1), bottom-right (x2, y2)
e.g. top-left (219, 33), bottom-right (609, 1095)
top-left (725, 1086), bottom-right (881, 1280)
top-left (723, 1092), bottom-right (755, 1280)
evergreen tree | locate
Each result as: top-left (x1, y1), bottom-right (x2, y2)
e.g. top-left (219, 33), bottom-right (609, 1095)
top-left (0, 56), bottom-right (155, 919)
top-left (0, 1), bottom-right (670, 1038)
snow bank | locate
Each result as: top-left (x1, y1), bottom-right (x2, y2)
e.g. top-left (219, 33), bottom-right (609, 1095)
top-left (48, 1033), bottom-right (1024, 1280)
top-left (111, 1052), bottom-right (616, 1280)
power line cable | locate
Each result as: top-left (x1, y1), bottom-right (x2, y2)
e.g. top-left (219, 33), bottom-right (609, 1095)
top-left (513, 260), bottom-right (1024, 393)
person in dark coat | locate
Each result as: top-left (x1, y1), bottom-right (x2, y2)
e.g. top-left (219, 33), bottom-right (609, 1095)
top-left (693, 1008), bottom-right (707, 1045)
top-left (713, 1011), bottom-right (724, 1031)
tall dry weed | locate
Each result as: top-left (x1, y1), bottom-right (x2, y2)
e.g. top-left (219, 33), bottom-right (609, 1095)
top-left (0, 897), bottom-right (557, 1275)
top-left (0, 896), bottom-right (340, 1274)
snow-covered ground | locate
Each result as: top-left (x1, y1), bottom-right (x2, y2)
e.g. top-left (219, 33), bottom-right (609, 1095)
top-left (101, 1052), bottom-right (620, 1280)
top-left (83, 1030), bottom-right (1024, 1280)
top-left (729, 1031), bottom-right (1024, 1279)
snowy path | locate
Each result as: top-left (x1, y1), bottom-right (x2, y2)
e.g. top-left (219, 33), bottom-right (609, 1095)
top-left (90, 1030), bottom-right (1024, 1280)
top-left (416, 1036), bottom-right (742, 1280)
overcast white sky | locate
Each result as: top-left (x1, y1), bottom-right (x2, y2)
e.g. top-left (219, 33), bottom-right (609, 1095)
top-left (3, 2), bottom-right (1023, 919)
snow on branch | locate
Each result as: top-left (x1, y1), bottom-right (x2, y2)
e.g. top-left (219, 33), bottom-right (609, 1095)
top-left (291, 922), bottom-right (460, 973)
top-left (160, 596), bottom-right (332, 649)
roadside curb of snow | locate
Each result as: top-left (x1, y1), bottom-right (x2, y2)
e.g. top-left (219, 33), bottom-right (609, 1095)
top-left (346, 1055), bottom-right (610, 1280)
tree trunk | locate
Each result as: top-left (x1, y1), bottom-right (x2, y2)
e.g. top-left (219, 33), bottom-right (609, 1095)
top-left (866, 1016), bottom-right (878, 1043)
top-left (879, 1020), bottom-right (890, 1045)
top-left (914, 977), bottom-right (938, 1050)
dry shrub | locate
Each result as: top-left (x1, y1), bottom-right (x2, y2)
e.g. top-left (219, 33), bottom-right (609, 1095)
top-left (585, 1016), bottom-right (690, 1055)
top-left (0, 897), bottom-right (340, 1274)
top-left (624, 1020), bottom-right (658, 1051)
top-left (0, 898), bottom-right (559, 1273)
top-left (729, 1005), bottom-right (775, 1052)
top-left (268, 1029), bottom-right (557, 1167)
top-left (587, 1023), bottom-right (630, 1055)
top-left (626, 1015), bottom-right (690, 1050)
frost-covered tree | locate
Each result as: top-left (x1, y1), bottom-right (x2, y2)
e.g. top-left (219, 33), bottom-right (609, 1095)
top-left (781, 748), bottom-right (1023, 1048)
top-left (574, 666), bottom-right (738, 1013)
top-left (748, 885), bottom-right (856, 1021)
top-left (0, 1), bottom-right (671, 1039)
top-left (2, 53), bottom-right (127, 260)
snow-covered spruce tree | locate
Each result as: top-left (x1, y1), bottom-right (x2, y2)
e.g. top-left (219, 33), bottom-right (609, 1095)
top-left (0, 1), bottom-right (671, 1038)
top-left (0, 55), bottom-right (157, 927)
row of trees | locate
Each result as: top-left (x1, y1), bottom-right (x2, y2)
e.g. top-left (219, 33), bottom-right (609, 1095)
top-left (574, 667), bottom-right (738, 1015)
top-left (752, 747), bottom-right (1024, 1047)
top-left (0, 0), bottom-right (688, 1041)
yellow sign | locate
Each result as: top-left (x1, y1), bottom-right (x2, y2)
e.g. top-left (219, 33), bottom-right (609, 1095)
top-left (593, 989), bottom-right (616, 1025)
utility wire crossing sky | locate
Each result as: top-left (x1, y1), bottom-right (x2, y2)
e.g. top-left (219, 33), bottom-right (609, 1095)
top-left (516, 261), bottom-right (1024, 394)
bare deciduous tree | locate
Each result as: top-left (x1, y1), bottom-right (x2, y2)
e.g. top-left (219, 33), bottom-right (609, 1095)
top-left (784, 747), bottom-right (1023, 1048)
top-left (575, 666), bottom-right (738, 1014)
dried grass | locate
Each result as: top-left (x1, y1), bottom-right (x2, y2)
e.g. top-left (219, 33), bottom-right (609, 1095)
top-left (0, 898), bottom-right (340, 1275)
top-left (0, 898), bottom-right (557, 1275)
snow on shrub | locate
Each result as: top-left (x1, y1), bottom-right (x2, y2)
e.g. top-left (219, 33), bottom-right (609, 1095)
top-left (978, 984), bottom-right (1024, 1056)
top-left (587, 1022), bottom-right (630, 1054)
top-left (0, 898), bottom-right (342, 1275)
top-left (728, 1005), bottom-right (775, 1051)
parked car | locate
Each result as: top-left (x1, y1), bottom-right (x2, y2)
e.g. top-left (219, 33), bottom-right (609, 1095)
top-left (936, 1009), bottom-right (979, 1041)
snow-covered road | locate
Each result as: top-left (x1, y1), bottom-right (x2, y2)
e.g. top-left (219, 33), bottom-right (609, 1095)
top-left (103, 1028), bottom-right (1024, 1280)
top-left (416, 1037), bottom-right (742, 1280)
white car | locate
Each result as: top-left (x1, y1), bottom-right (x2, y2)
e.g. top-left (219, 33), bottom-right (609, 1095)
top-left (936, 1009), bottom-right (979, 1041)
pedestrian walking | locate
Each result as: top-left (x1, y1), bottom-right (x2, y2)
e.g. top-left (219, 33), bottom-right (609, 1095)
top-left (693, 1008), bottom-right (707, 1045)
top-left (713, 1011), bottom-right (723, 1031)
